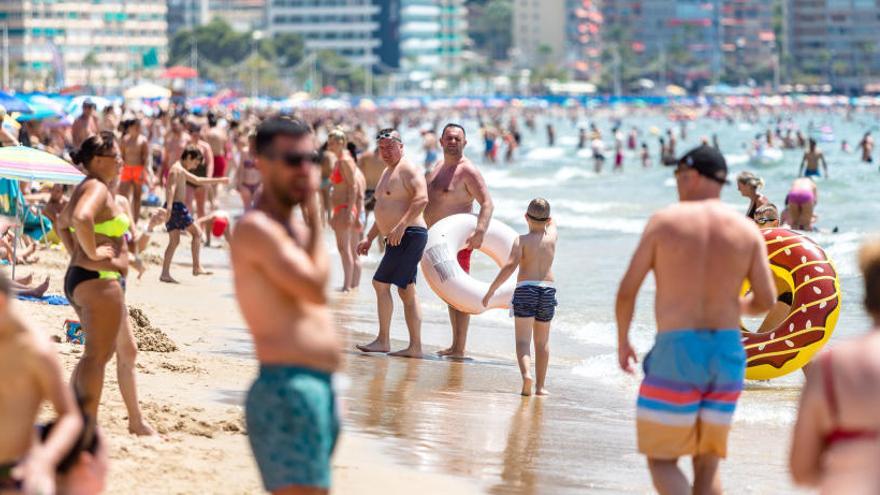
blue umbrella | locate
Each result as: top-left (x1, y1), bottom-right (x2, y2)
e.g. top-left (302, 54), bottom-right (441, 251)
top-left (0, 92), bottom-right (32, 114)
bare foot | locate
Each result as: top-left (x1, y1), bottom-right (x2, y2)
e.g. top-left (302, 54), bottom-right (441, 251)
top-left (16, 274), bottom-right (33, 285)
top-left (356, 340), bottom-right (390, 353)
top-left (159, 274), bottom-right (179, 284)
top-left (192, 268), bottom-right (213, 276)
top-left (521, 376), bottom-right (534, 396)
top-left (535, 387), bottom-right (550, 396)
top-left (338, 287), bottom-right (351, 293)
top-left (436, 347), bottom-right (455, 356)
top-left (389, 346), bottom-right (424, 359)
top-left (441, 349), bottom-right (468, 360)
top-left (128, 420), bottom-right (156, 436)
top-left (33, 276), bottom-right (50, 298)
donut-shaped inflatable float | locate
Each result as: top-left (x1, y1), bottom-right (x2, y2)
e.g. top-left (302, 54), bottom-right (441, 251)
top-left (742, 228), bottom-right (841, 380)
top-left (421, 214), bottom-right (518, 314)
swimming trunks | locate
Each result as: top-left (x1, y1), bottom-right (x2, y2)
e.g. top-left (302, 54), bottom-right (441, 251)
top-left (637, 329), bottom-right (745, 459)
top-left (165, 201), bottom-right (194, 231)
top-left (120, 164), bottom-right (145, 185)
top-left (457, 248), bottom-right (472, 274)
top-left (373, 226), bottom-right (428, 288)
top-left (804, 169), bottom-right (821, 178)
top-left (213, 155), bottom-right (227, 178)
top-left (786, 189), bottom-right (815, 205)
top-left (425, 150), bottom-right (438, 168)
top-left (511, 281), bottom-right (557, 322)
top-left (364, 189), bottom-right (376, 212)
top-left (246, 365), bottom-right (339, 491)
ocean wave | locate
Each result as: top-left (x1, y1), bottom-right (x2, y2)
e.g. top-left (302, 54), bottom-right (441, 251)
top-left (524, 147), bottom-right (567, 161)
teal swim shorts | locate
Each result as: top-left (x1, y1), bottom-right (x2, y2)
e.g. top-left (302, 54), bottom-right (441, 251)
top-left (246, 365), bottom-right (340, 491)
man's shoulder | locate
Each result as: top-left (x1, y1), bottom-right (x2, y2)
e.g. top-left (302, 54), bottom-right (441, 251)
top-left (232, 211), bottom-right (278, 245)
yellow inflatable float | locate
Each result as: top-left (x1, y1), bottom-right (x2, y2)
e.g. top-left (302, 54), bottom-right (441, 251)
top-left (742, 228), bottom-right (841, 380)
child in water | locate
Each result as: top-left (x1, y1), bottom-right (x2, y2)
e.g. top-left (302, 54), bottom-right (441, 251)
top-left (483, 198), bottom-right (558, 396)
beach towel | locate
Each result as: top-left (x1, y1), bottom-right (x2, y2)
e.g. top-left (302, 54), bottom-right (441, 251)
top-left (16, 294), bottom-right (70, 305)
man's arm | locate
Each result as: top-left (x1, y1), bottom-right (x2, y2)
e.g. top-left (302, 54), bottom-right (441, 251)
top-left (232, 213), bottom-right (327, 305)
top-left (820, 153), bottom-right (828, 178)
top-left (464, 167), bottom-right (494, 249)
top-left (615, 217), bottom-right (657, 373)
top-left (798, 154), bottom-right (806, 177)
top-left (387, 165), bottom-right (428, 246)
top-left (741, 227), bottom-right (776, 316)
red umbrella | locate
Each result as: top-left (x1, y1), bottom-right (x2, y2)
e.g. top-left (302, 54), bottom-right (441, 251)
top-left (160, 66), bottom-right (198, 80)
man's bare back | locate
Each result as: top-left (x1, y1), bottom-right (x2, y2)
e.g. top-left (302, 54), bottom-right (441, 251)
top-left (206, 127), bottom-right (226, 156)
top-left (358, 150), bottom-right (385, 190)
top-left (72, 115), bottom-right (98, 148)
top-left (641, 200), bottom-right (773, 331)
top-left (373, 157), bottom-right (426, 235)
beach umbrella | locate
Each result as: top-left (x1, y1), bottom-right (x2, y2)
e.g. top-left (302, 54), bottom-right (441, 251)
top-left (0, 92), bottom-right (32, 114)
top-left (65, 96), bottom-right (111, 117)
top-left (0, 146), bottom-right (84, 276)
top-left (160, 66), bottom-right (198, 80)
top-left (123, 82), bottom-right (171, 100)
top-left (0, 146), bottom-right (84, 184)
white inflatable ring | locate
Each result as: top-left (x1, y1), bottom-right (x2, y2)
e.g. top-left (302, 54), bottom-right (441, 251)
top-left (421, 214), bottom-right (518, 314)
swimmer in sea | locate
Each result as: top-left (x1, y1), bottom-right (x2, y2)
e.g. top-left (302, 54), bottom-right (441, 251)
top-left (857, 131), bottom-right (873, 163)
top-left (483, 198), bottom-right (558, 396)
top-left (799, 139), bottom-right (828, 178)
top-left (736, 171), bottom-right (769, 220)
top-left (786, 177), bottom-right (819, 231)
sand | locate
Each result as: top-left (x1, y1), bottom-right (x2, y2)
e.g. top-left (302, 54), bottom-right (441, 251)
top-left (20, 241), bottom-right (480, 494)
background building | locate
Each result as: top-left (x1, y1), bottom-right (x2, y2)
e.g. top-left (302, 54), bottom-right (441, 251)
top-left (266, 0), bottom-right (380, 67)
top-left (786, 0), bottom-right (880, 92)
top-left (3, 0), bottom-right (167, 90)
top-left (168, 0), bottom-right (265, 36)
top-left (600, 0), bottom-right (774, 86)
top-left (376, 0), bottom-right (467, 80)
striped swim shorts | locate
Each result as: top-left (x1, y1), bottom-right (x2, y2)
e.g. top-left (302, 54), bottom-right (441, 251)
top-left (636, 329), bottom-right (745, 459)
top-left (511, 281), bottom-right (557, 322)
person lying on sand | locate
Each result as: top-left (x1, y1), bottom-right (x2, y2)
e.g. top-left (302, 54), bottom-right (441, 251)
top-left (483, 198), bottom-right (558, 396)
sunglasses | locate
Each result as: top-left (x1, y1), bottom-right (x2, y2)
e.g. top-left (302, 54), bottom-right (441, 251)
top-left (526, 212), bottom-right (549, 222)
top-left (376, 131), bottom-right (402, 143)
top-left (755, 217), bottom-right (777, 225)
top-left (265, 150), bottom-right (321, 168)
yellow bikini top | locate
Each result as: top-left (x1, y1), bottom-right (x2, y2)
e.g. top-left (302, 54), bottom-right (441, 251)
top-left (69, 213), bottom-right (130, 238)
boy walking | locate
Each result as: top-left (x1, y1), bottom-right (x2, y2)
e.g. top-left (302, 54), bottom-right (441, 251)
top-left (483, 198), bottom-right (557, 396)
top-left (160, 146), bottom-right (229, 283)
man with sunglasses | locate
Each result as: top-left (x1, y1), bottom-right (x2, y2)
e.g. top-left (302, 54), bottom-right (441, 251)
top-left (615, 144), bottom-right (776, 495)
top-left (231, 117), bottom-right (342, 494)
top-left (425, 123), bottom-right (494, 359)
top-left (355, 128), bottom-right (429, 358)
top-left (72, 100), bottom-right (99, 148)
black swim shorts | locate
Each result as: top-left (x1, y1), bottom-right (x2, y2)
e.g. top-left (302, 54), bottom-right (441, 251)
top-left (373, 226), bottom-right (428, 288)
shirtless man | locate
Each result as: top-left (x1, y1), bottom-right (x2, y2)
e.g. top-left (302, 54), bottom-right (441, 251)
top-left (355, 128), bottom-right (429, 358)
top-left (616, 144), bottom-right (776, 495)
top-left (119, 118), bottom-right (150, 224)
top-left (161, 117), bottom-right (189, 185)
top-left (186, 122), bottom-right (214, 223)
top-left (857, 131), bottom-right (874, 163)
top-left (357, 142), bottom-right (386, 234)
top-left (230, 117), bottom-right (342, 494)
top-left (71, 100), bottom-right (99, 148)
top-left (0, 272), bottom-right (82, 494)
top-left (424, 124), bottom-right (493, 359)
top-left (206, 113), bottom-right (228, 188)
top-left (799, 138), bottom-right (828, 178)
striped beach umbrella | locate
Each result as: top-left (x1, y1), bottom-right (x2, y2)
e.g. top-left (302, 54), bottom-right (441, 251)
top-left (0, 146), bottom-right (84, 184)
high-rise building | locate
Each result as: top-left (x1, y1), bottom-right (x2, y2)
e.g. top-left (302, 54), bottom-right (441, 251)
top-left (375, 0), bottom-right (467, 79)
top-left (167, 0), bottom-right (265, 36)
top-left (267, 0), bottom-right (380, 67)
top-left (3, 0), bottom-right (167, 90)
top-left (512, 0), bottom-right (603, 81)
top-left (600, 0), bottom-right (775, 85)
top-left (787, 0), bottom-right (880, 92)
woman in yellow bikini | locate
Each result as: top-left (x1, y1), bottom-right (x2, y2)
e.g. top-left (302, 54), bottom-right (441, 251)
top-left (57, 132), bottom-right (130, 439)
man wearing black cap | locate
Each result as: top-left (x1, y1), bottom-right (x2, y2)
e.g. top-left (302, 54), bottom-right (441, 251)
top-left (615, 144), bottom-right (776, 494)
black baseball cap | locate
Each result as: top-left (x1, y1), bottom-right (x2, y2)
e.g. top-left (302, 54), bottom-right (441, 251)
top-left (677, 144), bottom-right (728, 185)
